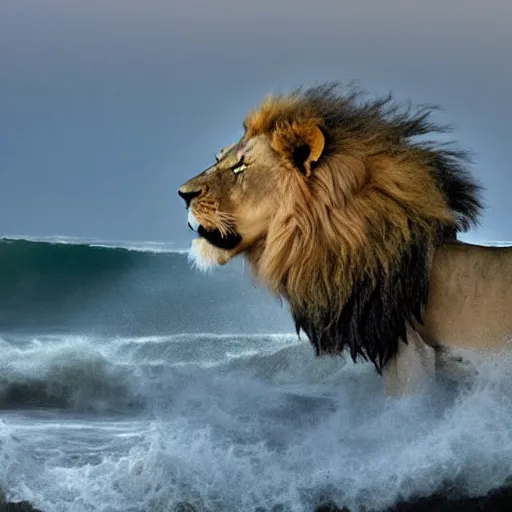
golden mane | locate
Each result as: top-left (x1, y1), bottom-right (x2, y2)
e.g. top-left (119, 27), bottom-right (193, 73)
top-left (241, 84), bottom-right (483, 372)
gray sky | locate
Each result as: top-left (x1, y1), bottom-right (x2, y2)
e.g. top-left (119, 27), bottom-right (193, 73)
top-left (1, 0), bottom-right (511, 246)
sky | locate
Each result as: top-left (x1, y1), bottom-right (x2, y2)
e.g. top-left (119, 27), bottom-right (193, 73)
top-left (1, 0), bottom-right (511, 246)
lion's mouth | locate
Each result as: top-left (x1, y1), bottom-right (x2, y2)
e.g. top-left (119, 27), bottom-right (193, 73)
top-left (187, 210), bottom-right (241, 251)
top-left (197, 225), bottom-right (241, 250)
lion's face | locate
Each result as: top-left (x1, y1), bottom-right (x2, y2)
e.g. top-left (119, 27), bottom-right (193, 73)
top-left (178, 99), bottom-right (327, 272)
top-left (178, 135), bottom-right (285, 270)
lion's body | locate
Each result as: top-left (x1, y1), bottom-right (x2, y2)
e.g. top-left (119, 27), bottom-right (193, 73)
top-left (423, 241), bottom-right (512, 351)
top-left (380, 241), bottom-right (512, 395)
top-left (178, 83), bottom-right (510, 395)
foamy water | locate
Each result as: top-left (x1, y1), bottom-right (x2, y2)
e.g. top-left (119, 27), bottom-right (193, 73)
top-left (2, 332), bottom-right (512, 512)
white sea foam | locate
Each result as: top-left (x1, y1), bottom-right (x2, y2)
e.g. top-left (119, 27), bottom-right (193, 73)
top-left (2, 334), bottom-right (512, 511)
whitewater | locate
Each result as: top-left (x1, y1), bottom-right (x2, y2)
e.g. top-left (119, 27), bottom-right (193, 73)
top-left (1, 237), bottom-right (512, 512)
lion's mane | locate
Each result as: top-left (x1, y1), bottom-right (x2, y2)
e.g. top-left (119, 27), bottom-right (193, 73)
top-left (243, 84), bottom-right (483, 372)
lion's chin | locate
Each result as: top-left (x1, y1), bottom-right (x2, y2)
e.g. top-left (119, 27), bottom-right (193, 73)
top-left (188, 238), bottom-right (232, 272)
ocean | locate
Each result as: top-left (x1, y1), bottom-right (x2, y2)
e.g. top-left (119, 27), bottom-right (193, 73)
top-left (1, 237), bottom-right (512, 512)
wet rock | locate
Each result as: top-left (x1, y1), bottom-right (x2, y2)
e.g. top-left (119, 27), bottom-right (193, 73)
top-left (315, 485), bottom-right (512, 511)
top-left (0, 493), bottom-right (43, 512)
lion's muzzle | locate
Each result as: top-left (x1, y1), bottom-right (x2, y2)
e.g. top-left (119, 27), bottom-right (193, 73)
top-left (178, 174), bottom-right (242, 252)
top-left (182, 201), bottom-right (242, 251)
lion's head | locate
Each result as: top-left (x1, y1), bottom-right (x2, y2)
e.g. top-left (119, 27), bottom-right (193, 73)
top-left (178, 83), bottom-right (482, 372)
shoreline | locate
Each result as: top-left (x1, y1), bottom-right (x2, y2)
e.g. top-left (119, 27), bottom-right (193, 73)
top-left (3, 485), bottom-right (512, 512)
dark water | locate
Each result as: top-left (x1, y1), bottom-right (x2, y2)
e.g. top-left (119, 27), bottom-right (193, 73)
top-left (0, 237), bottom-right (291, 335)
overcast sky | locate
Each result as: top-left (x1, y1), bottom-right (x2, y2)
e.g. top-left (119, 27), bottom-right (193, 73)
top-left (1, 0), bottom-right (511, 246)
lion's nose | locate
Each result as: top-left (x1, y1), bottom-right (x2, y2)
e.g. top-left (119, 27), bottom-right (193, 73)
top-left (178, 188), bottom-right (202, 208)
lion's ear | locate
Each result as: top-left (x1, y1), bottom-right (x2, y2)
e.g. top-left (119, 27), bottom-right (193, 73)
top-left (272, 121), bottom-right (326, 177)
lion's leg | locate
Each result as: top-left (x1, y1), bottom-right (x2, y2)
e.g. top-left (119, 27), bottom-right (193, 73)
top-left (383, 326), bottom-right (436, 396)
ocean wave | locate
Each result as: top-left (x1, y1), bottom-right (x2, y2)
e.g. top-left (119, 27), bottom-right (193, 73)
top-left (111, 332), bottom-right (301, 367)
top-left (0, 237), bottom-right (291, 335)
top-left (0, 333), bottom-right (303, 412)
top-left (0, 235), bottom-right (189, 254)
top-left (0, 337), bottom-right (144, 412)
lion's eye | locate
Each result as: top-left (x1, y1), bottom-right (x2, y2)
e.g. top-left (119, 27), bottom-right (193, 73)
top-left (232, 163), bottom-right (248, 174)
top-left (231, 159), bottom-right (248, 175)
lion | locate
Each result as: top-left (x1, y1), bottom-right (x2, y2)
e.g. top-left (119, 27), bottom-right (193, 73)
top-left (178, 83), bottom-right (512, 395)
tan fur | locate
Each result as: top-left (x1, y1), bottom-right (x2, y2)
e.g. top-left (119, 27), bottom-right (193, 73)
top-left (382, 242), bottom-right (512, 395)
top-left (178, 84), bottom-right (504, 395)
top-left (422, 242), bottom-right (512, 350)
top-left (181, 98), bottom-right (453, 310)
top-left (245, 94), bottom-right (453, 310)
